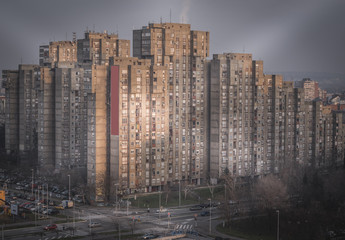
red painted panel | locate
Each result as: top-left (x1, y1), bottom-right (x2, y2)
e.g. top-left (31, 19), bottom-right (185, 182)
top-left (111, 66), bottom-right (119, 136)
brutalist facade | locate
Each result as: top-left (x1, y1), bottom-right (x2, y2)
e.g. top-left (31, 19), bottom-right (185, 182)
top-left (2, 23), bottom-right (345, 202)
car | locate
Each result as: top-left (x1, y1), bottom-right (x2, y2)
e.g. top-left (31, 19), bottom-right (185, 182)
top-left (189, 205), bottom-right (202, 211)
top-left (43, 224), bottom-right (57, 231)
top-left (55, 205), bottom-right (64, 210)
top-left (200, 211), bottom-right (210, 216)
top-left (156, 208), bottom-right (168, 213)
top-left (142, 233), bottom-right (159, 239)
top-left (88, 222), bottom-right (101, 228)
top-left (199, 203), bottom-right (209, 208)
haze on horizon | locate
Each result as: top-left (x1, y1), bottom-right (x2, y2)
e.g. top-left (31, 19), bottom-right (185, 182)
top-left (1, 0), bottom-right (345, 77)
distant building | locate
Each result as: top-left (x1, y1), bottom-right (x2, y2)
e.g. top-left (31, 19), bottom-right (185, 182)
top-left (295, 78), bottom-right (323, 101)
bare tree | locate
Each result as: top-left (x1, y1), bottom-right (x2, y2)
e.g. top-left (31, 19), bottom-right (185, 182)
top-left (255, 174), bottom-right (289, 211)
top-left (220, 170), bottom-right (235, 227)
top-left (165, 186), bottom-right (171, 205)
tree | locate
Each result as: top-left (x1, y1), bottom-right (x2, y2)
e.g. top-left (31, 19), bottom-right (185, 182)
top-left (255, 174), bottom-right (289, 211)
top-left (219, 170), bottom-right (235, 227)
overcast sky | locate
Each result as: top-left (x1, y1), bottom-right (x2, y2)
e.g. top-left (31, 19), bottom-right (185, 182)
top-left (1, 0), bottom-right (345, 76)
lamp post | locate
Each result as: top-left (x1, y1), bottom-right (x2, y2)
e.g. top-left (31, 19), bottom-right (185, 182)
top-left (178, 180), bottom-right (181, 207)
top-left (68, 175), bottom-right (71, 201)
top-left (209, 198), bottom-right (212, 234)
top-left (114, 184), bottom-right (119, 213)
top-left (159, 186), bottom-right (161, 219)
top-left (31, 169), bottom-right (34, 197)
top-left (276, 210), bottom-right (280, 240)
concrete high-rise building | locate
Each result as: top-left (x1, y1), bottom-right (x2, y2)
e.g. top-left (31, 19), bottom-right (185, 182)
top-left (210, 53), bottom-right (345, 180)
top-left (210, 53), bottom-right (256, 178)
top-left (2, 70), bottom-right (19, 155)
top-left (133, 23), bottom-right (209, 186)
top-left (40, 41), bottom-right (77, 67)
top-left (77, 31), bottom-right (130, 65)
top-left (37, 67), bottom-right (55, 170)
top-left (295, 78), bottom-right (319, 101)
top-left (36, 32), bottom-right (130, 178)
top-left (2, 65), bottom-right (40, 166)
top-left (106, 57), bottom-right (169, 196)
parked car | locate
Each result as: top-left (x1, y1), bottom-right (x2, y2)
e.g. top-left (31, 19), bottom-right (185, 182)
top-left (142, 233), bottom-right (159, 239)
top-left (88, 222), bottom-right (101, 228)
top-left (189, 205), bottom-right (202, 211)
top-left (156, 208), bottom-right (168, 213)
top-left (55, 205), bottom-right (64, 210)
top-left (43, 224), bottom-right (57, 231)
top-left (200, 211), bottom-right (210, 216)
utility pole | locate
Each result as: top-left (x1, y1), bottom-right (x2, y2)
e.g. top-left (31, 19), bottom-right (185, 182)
top-left (209, 198), bottom-right (212, 234)
top-left (276, 210), bottom-right (280, 240)
top-left (34, 190), bottom-right (37, 226)
top-left (89, 215), bottom-right (92, 237)
top-left (31, 169), bottom-right (34, 197)
top-left (178, 180), bottom-right (181, 207)
top-left (46, 184), bottom-right (49, 219)
top-left (115, 184), bottom-right (118, 213)
top-left (73, 200), bottom-right (75, 233)
top-left (68, 175), bottom-right (71, 201)
top-left (159, 186), bottom-right (161, 220)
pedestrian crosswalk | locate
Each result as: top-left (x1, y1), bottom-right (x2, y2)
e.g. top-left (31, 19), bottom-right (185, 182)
top-left (174, 224), bottom-right (194, 231)
top-left (40, 234), bottom-right (71, 240)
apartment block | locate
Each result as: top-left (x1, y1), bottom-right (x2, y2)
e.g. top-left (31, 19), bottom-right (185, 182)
top-left (133, 23), bottom-right (209, 186)
top-left (55, 62), bottom-right (87, 172)
top-left (37, 67), bottom-right (55, 170)
top-left (210, 53), bottom-right (257, 178)
top-left (39, 41), bottom-right (77, 67)
top-left (210, 52), bottom-right (345, 180)
top-left (295, 78), bottom-right (320, 101)
top-left (2, 65), bottom-right (40, 166)
top-left (77, 31), bottom-right (130, 65)
top-left (87, 65), bottom-right (108, 201)
top-left (2, 70), bottom-right (19, 154)
top-left (107, 57), bottom-right (169, 197)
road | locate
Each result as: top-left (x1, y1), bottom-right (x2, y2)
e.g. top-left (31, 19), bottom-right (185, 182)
top-left (3, 204), bottom-right (225, 239)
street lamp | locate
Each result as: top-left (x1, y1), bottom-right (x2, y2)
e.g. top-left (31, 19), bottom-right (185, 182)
top-left (276, 210), bottom-right (280, 240)
top-left (208, 198), bottom-right (212, 234)
top-left (178, 180), bottom-right (181, 207)
top-left (114, 183), bottom-right (119, 213)
top-left (31, 169), bottom-right (34, 197)
top-left (159, 186), bottom-right (162, 219)
top-left (68, 175), bottom-right (71, 201)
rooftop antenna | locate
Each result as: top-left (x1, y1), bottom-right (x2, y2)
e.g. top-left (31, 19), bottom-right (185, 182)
top-left (86, 26), bottom-right (89, 33)
top-left (170, 8), bottom-right (172, 23)
top-left (72, 32), bottom-right (76, 42)
top-left (116, 24), bottom-right (118, 35)
top-left (93, 24), bottom-right (95, 33)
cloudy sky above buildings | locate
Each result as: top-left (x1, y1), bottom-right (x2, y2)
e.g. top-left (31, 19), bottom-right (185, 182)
top-left (1, 0), bottom-right (345, 75)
